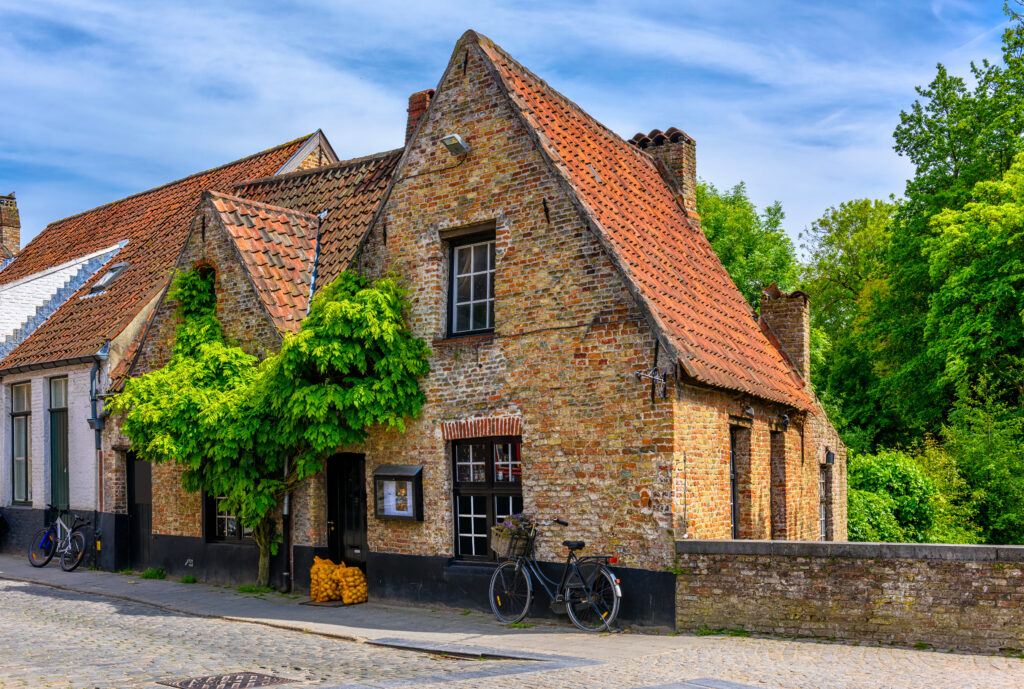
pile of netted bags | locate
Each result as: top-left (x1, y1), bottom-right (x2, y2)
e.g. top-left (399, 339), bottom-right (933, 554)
top-left (309, 556), bottom-right (368, 604)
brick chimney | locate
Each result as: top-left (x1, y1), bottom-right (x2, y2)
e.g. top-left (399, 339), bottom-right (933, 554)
top-left (759, 283), bottom-right (811, 382)
top-left (628, 128), bottom-right (697, 217)
top-left (0, 192), bottom-right (19, 258)
top-left (406, 89), bottom-right (435, 144)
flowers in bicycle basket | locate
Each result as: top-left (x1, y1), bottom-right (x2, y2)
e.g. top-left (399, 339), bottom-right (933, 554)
top-left (493, 513), bottom-right (533, 538)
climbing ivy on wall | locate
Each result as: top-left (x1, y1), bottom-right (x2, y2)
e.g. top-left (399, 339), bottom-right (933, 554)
top-left (109, 269), bottom-right (431, 587)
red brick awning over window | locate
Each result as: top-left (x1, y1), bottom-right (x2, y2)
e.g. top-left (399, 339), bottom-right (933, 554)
top-left (441, 416), bottom-right (523, 441)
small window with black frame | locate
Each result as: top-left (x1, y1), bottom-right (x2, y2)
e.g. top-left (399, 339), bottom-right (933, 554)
top-left (452, 437), bottom-right (522, 560)
top-left (205, 494), bottom-right (253, 543)
top-left (448, 230), bottom-right (496, 337)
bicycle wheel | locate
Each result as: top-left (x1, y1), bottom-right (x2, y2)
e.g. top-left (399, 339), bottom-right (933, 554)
top-left (565, 564), bottom-right (620, 632)
top-left (489, 560), bottom-right (533, 623)
top-left (60, 531), bottom-right (87, 572)
top-left (27, 528), bottom-right (56, 568)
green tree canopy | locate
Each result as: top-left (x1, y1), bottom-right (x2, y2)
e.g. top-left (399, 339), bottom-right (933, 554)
top-left (109, 269), bottom-right (431, 586)
top-left (696, 180), bottom-right (800, 308)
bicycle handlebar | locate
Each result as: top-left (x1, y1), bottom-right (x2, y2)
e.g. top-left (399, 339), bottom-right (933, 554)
top-left (551, 518), bottom-right (569, 526)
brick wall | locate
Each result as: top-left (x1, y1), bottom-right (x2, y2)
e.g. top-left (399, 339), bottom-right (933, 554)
top-left (1, 193), bottom-right (19, 256)
top-left (675, 540), bottom-right (1024, 653)
top-left (354, 37), bottom-right (678, 568)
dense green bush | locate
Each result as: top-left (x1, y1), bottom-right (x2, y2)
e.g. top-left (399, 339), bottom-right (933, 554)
top-left (847, 450), bottom-right (937, 542)
top-left (847, 488), bottom-right (906, 542)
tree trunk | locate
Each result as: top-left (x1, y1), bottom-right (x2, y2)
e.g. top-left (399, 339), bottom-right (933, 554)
top-left (251, 514), bottom-right (277, 589)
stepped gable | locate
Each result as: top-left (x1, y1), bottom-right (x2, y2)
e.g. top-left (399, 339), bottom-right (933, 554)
top-left (471, 32), bottom-right (812, 410)
top-left (0, 135), bottom-right (312, 372)
top-left (234, 148), bottom-right (401, 288)
top-left (206, 191), bottom-right (318, 334)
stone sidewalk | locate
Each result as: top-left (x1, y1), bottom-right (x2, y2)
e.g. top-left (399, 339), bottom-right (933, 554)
top-left (3, 553), bottom-right (1024, 689)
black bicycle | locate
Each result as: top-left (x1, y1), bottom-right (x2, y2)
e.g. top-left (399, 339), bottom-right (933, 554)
top-left (488, 518), bottom-right (621, 632)
top-left (27, 507), bottom-right (90, 572)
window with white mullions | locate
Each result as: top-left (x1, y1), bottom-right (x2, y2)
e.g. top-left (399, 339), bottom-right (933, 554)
top-left (452, 436), bottom-right (523, 560)
top-left (205, 494), bottom-right (253, 543)
top-left (10, 382), bottom-right (31, 504)
top-left (450, 237), bottom-right (495, 335)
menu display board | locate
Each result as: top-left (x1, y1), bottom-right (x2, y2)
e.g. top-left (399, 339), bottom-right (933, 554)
top-left (372, 465), bottom-right (424, 521)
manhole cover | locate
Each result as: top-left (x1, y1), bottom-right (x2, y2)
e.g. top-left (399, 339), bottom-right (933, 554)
top-left (157, 672), bottom-right (296, 689)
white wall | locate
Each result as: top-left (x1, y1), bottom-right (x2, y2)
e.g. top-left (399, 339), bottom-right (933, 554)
top-left (0, 361), bottom-right (105, 512)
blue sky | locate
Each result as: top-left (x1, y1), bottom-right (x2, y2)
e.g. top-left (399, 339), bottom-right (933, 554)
top-left (0, 1), bottom-right (1012, 249)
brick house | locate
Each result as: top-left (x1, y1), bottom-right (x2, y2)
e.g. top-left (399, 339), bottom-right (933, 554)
top-left (0, 132), bottom-right (338, 567)
top-left (115, 31), bottom-right (846, 626)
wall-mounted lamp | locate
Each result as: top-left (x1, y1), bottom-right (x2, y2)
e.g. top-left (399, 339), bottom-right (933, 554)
top-left (742, 405), bottom-right (755, 418)
top-left (441, 133), bottom-right (470, 156)
top-left (825, 446), bottom-right (835, 464)
top-left (779, 413), bottom-right (790, 430)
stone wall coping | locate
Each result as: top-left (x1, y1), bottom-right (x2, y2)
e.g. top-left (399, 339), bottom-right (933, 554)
top-left (675, 539), bottom-right (1024, 562)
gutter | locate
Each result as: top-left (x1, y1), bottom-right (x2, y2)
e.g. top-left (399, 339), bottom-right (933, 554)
top-left (0, 354), bottom-right (105, 379)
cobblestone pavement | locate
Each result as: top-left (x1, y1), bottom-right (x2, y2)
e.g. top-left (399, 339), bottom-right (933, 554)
top-left (0, 581), bottom-right (538, 689)
top-left (2, 578), bottom-right (1024, 689)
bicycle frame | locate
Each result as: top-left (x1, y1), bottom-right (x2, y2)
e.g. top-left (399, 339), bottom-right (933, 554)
top-left (39, 512), bottom-right (74, 555)
top-left (511, 530), bottom-right (619, 631)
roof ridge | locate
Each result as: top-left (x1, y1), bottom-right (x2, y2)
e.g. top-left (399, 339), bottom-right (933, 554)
top-left (472, 32), bottom-right (663, 177)
top-left (203, 190), bottom-right (320, 225)
top-left (235, 147), bottom-right (404, 190)
top-left (39, 133), bottom-right (316, 229)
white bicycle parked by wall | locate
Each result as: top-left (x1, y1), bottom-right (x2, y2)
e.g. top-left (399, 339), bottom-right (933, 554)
top-left (27, 506), bottom-right (90, 572)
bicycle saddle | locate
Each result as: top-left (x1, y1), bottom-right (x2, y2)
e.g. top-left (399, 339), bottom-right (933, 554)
top-left (562, 540), bottom-right (585, 551)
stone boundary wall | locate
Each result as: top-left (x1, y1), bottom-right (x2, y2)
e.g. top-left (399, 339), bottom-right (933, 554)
top-left (675, 539), bottom-right (1024, 653)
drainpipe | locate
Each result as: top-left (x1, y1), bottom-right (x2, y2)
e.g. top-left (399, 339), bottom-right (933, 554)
top-left (88, 343), bottom-right (109, 564)
top-left (283, 457), bottom-right (293, 593)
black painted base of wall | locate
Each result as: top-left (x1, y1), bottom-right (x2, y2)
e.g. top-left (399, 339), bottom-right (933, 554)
top-left (366, 552), bottom-right (676, 629)
top-left (145, 534), bottom-right (288, 587)
top-left (93, 512), bottom-right (129, 572)
top-left (0, 506), bottom-right (45, 554)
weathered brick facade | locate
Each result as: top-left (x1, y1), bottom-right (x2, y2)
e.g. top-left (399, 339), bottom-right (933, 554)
top-left (119, 32), bottom-right (847, 617)
top-left (675, 540), bottom-right (1024, 652)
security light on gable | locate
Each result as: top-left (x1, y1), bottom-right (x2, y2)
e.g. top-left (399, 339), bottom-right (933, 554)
top-left (441, 133), bottom-right (470, 156)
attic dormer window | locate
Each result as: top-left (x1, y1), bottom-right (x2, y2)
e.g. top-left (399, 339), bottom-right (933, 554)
top-left (89, 262), bottom-right (129, 293)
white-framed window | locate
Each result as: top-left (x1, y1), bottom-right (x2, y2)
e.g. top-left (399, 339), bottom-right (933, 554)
top-left (10, 382), bottom-right (31, 504)
top-left (449, 236), bottom-right (495, 336)
top-left (452, 437), bottom-right (522, 559)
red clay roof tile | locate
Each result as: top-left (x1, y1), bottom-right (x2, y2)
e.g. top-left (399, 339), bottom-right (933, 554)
top-left (474, 34), bottom-right (812, 410)
top-left (234, 149), bottom-right (400, 288)
top-left (206, 191), bottom-right (317, 334)
top-left (0, 136), bottom-right (312, 372)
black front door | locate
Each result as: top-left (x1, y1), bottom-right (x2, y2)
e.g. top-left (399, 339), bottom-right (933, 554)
top-left (127, 454), bottom-right (152, 570)
top-left (326, 454), bottom-right (367, 569)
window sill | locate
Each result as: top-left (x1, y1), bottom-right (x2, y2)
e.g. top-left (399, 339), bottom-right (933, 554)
top-left (205, 539), bottom-right (257, 547)
top-left (8, 502), bottom-right (34, 509)
top-left (433, 332), bottom-right (495, 347)
top-left (447, 558), bottom-right (498, 570)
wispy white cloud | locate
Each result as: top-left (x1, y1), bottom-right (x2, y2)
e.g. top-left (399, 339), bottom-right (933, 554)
top-left (0, 0), bottom-right (1010, 243)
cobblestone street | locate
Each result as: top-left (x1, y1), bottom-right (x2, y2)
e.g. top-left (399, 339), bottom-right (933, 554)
top-left (2, 571), bottom-right (1024, 689)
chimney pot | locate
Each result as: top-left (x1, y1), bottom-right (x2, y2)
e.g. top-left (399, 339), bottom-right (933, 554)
top-left (406, 89), bottom-right (435, 144)
top-left (760, 283), bottom-right (811, 383)
top-left (0, 192), bottom-right (20, 259)
top-left (630, 126), bottom-right (698, 217)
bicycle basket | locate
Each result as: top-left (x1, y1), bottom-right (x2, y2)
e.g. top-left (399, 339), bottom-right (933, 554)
top-left (491, 525), bottom-right (534, 559)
